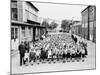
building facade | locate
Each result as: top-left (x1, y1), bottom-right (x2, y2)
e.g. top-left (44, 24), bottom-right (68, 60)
top-left (81, 5), bottom-right (96, 42)
top-left (71, 21), bottom-right (82, 36)
top-left (11, 0), bottom-right (46, 51)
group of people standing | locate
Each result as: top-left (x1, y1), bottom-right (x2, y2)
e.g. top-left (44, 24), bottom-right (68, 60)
top-left (18, 34), bottom-right (88, 66)
top-left (18, 41), bottom-right (30, 66)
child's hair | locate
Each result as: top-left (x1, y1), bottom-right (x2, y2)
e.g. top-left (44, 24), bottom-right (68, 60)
top-left (64, 45), bottom-right (66, 49)
top-left (41, 48), bottom-right (43, 50)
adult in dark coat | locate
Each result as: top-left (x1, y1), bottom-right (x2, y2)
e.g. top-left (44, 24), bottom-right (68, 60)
top-left (25, 41), bottom-right (30, 53)
top-left (74, 37), bottom-right (77, 43)
top-left (18, 41), bottom-right (26, 66)
top-left (71, 34), bottom-right (74, 40)
top-left (71, 34), bottom-right (77, 43)
top-left (40, 48), bottom-right (46, 61)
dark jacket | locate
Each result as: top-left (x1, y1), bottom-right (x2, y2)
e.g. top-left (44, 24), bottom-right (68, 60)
top-left (40, 50), bottom-right (46, 59)
top-left (71, 34), bottom-right (74, 40)
top-left (18, 44), bottom-right (25, 55)
top-left (74, 37), bottom-right (77, 43)
top-left (71, 35), bottom-right (77, 43)
top-left (25, 43), bottom-right (30, 52)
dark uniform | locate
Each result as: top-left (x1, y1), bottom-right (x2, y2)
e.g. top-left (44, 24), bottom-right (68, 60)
top-left (25, 42), bottom-right (30, 53)
top-left (18, 43), bottom-right (26, 66)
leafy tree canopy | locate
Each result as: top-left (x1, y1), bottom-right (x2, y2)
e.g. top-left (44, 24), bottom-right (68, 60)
top-left (41, 20), bottom-right (49, 28)
top-left (48, 21), bottom-right (58, 30)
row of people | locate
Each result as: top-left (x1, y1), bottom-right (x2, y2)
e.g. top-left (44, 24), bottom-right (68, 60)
top-left (18, 33), bottom-right (88, 66)
top-left (28, 42), bottom-right (87, 65)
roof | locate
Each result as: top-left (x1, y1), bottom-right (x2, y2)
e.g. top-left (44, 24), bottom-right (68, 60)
top-left (26, 1), bottom-right (39, 11)
top-left (27, 19), bottom-right (40, 25)
top-left (11, 20), bottom-right (45, 28)
top-left (73, 23), bottom-right (81, 26)
top-left (81, 5), bottom-right (91, 13)
top-left (11, 20), bottom-right (33, 26)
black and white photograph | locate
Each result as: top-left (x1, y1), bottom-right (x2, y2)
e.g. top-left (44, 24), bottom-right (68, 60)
top-left (11, 0), bottom-right (96, 74)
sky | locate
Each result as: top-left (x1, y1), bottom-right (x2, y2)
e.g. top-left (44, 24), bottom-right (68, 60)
top-left (32, 2), bottom-right (87, 21)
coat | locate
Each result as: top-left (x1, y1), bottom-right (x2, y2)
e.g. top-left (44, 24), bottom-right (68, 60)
top-left (18, 44), bottom-right (25, 55)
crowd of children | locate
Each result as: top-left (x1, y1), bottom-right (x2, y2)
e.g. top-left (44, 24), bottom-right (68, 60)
top-left (23, 33), bottom-right (88, 66)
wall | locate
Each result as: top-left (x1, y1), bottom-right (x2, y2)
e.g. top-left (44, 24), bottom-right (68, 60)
top-left (81, 7), bottom-right (89, 40)
top-left (17, 0), bottom-right (23, 22)
top-left (89, 6), bottom-right (96, 42)
top-left (81, 6), bottom-right (96, 42)
top-left (23, 1), bottom-right (38, 22)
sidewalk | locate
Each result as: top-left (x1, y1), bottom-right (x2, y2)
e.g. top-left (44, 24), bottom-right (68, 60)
top-left (74, 34), bottom-right (95, 44)
top-left (11, 50), bottom-right (19, 56)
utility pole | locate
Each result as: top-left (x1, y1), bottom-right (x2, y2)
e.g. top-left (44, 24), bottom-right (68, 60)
top-left (88, 6), bottom-right (90, 40)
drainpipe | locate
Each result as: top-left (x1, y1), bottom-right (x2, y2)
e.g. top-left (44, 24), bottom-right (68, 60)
top-left (88, 6), bottom-right (90, 40)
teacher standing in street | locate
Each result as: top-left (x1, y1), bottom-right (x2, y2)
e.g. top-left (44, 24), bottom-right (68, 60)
top-left (18, 41), bottom-right (26, 66)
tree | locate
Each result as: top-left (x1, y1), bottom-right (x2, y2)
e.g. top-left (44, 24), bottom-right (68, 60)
top-left (48, 21), bottom-right (58, 30)
top-left (41, 21), bottom-right (49, 36)
top-left (61, 20), bottom-right (71, 33)
top-left (41, 20), bottom-right (49, 28)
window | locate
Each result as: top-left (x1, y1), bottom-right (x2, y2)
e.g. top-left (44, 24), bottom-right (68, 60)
top-left (28, 27), bottom-right (31, 30)
top-left (21, 26), bottom-right (25, 37)
top-left (11, 0), bottom-right (17, 20)
top-left (11, 8), bottom-right (17, 20)
top-left (15, 28), bottom-right (18, 38)
top-left (89, 7), bottom-right (94, 21)
top-left (11, 27), bottom-right (18, 40)
top-left (22, 26), bottom-right (25, 30)
top-left (11, 28), bottom-right (14, 39)
top-left (28, 27), bottom-right (32, 36)
top-left (11, 0), bottom-right (17, 8)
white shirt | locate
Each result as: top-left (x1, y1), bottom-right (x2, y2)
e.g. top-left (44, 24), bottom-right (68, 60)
top-left (48, 50), bottom-right (52, 58)
top-left (24, 52), bottom-right (29, 59)
top-left (36, 50), bottom-right (40, 56)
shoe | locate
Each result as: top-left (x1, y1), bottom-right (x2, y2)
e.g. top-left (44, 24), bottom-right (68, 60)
top-left (20, 64), bottom-right (22, 66)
